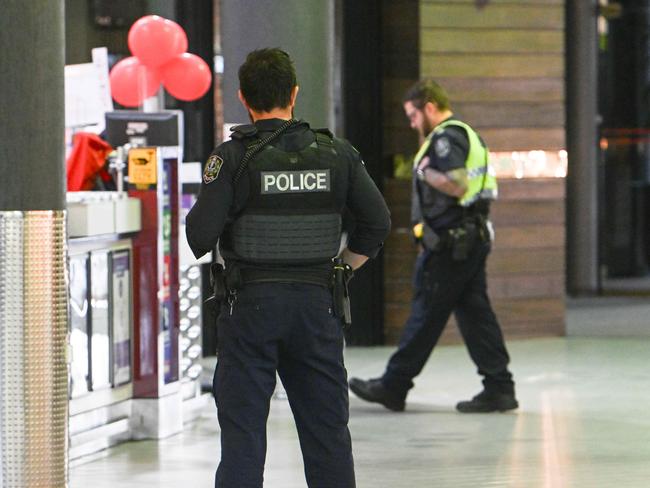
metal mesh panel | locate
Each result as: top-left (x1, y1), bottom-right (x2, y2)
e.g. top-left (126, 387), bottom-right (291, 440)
top-left (0, 211), bottom-right (69, 487)
top-left (179, 265), bottom-right (203, 388)
top-left (0, 212), bottom-right (26, 487)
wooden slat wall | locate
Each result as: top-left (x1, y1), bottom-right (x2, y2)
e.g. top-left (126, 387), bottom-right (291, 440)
top-left (383, 178), bottom-right (566, 345)
top-left (419, 0), bottom-right (565, 151)
top-left (380, 0), bottom-right (567, 345)
top-left (381, 0), bottom-right (566, 156)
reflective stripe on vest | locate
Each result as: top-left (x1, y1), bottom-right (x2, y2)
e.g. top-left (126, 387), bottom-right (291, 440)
top-left (432, 119), bottom-right (498, 207)
top-left (413, 133), bottom-right (433, 168)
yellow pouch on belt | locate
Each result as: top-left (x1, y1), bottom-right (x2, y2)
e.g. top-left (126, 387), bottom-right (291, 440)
top-left (413, 222), bottom-right (424, 239)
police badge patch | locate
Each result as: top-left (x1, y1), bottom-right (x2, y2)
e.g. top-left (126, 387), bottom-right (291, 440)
top-left (203, 154), bottom-right (223, 184)
top-left (434, 137), bottom-right (451, 158)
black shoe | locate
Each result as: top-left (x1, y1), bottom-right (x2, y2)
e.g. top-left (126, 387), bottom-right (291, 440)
top-left (456, 390), bottom-right (518, 413)
top-left (349, 377), bottom-right (405, 412)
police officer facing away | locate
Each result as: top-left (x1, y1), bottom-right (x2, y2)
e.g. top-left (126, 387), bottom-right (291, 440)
top-left (349, 79), bottom-right (517, 414)
top-left (186, 48), bottom-right (390, 488)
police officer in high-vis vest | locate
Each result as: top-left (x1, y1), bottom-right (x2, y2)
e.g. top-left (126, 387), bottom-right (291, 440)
top-left (186, 48), bottom-right (390, 488)
top-left (349, 79), bottom-right (517, 414)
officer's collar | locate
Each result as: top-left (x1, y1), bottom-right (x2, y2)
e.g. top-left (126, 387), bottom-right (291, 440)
top-left (436, 115), bottom-right (457, 127)
top-left (254, 118), bottom-right (310, 131)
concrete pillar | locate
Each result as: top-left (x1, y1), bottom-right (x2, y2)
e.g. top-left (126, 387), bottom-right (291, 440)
top-left (220, 0), bottom-right (337, 130)
top-left (566, 0), bottom-right (600, 295)
top-left (1, 1), bottom-right (66, 209)
top-left (0, 1), bottom-right (69, 486)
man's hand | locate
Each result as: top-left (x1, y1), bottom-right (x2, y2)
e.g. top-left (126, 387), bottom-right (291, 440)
top-left (417, 157), bottom-right (467, 198)
top-left (339, 248), bottom-right (369, 270)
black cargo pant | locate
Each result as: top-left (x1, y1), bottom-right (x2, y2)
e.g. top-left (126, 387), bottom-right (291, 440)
top-left (213, 282), bottom-right (355, 488)
top-left (383, 240), bottom-right (514, 397)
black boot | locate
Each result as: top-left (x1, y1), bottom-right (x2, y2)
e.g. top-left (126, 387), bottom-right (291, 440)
top-left (456, 389), bottom-right (518, 413)
top-left (349, 377), bottom-right (406, 412)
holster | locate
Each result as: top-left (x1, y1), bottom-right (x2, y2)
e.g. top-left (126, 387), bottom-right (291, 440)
top-left (450, 215), bottom-right (484, 261)
top-left (205, 263), bottom-right (227, 306)
top-left (422, 224), bottom-right (441, 251)
top-left (449, 225), bottom-right (472, 261)
top-left (331, 258), bottom-right (354, 326)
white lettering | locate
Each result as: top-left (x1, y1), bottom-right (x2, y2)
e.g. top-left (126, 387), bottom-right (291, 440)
top-left (276, 174), bottom-right (290, 191)
top-left (304, 173), bottom-right (316, 190)
top-left (126, 122), bottom-right (149, 135)
top-left (263, 174), bottom-right (275, 192)
top-left (289, 173), bottom-right (300, 190)
top-left (260, 170), bottom-right (329, 193)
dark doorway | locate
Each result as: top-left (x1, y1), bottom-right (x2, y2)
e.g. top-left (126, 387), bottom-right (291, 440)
top-left (341, 1), bottom-right (385, 345)
top-left (598, 0), bottom-right (650, 292)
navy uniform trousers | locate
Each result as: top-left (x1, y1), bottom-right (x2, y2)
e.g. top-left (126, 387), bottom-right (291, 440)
top-left (214, 282), bottom-right (355, 488)
top-left (383, 240), bottom-right (514, 397)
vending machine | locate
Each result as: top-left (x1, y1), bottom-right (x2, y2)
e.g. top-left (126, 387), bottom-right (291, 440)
top-left (127, 145), bottom-right (181, 397)
top-left (105, 111), bottom-right (185, 438)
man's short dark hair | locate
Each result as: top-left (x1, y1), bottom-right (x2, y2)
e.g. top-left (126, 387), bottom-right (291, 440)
top-left (403, 79), bottom-right (451, 111)
top-left (238, 48), bottom-right (297, 112)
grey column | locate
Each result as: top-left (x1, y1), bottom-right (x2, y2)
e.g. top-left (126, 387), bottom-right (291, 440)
top-left (220, 0), bottom-right (336, 130)
top-left (0, 1), bottom-right (69, 486)
top-left (1, 1), bottom-right (66, 210)
top-left (566, 0), bottom-right (599, 295)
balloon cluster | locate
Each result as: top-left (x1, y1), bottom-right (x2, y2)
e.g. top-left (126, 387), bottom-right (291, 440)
top-left (109, 15), bottom-right (212, 107)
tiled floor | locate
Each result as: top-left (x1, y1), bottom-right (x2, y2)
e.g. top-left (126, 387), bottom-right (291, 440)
top-left (70, 336), bottom-right (650, 487)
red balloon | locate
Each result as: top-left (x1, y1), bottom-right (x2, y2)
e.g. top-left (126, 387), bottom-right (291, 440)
top-left (162, 53), bottom-right (212, 102)
top-left (109, 56), bottom-right (161, 107)
top-left (128, 15), bottom-right (188, 68)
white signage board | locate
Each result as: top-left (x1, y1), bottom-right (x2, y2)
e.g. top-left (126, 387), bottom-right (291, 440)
top-left (65, 47), bottom-right (114, 131)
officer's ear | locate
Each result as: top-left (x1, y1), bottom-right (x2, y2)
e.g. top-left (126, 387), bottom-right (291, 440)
top-left (289, 85), bottom-right (299, 108)
top-left (238, 89), bottom-right (250, 111)
top-left (423, 101), bottom-right (438, 119)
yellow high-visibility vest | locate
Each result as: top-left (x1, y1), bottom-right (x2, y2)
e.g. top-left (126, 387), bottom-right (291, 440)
top-left (413, 119), bottom-right (497, 206)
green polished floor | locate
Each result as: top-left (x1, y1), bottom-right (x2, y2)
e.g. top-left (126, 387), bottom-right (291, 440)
top-left (69, 333), bottom-right (650, 488)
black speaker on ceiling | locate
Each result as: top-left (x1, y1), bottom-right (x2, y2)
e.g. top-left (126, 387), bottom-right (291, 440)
top-left (91, 0), bottom-right (147, 29)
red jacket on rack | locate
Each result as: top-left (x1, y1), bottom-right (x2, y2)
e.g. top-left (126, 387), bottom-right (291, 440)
top-left (66, 132), bottom-right (113, 191)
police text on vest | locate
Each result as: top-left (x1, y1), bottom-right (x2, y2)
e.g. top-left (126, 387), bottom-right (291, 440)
top-left (261, 170), bottom-right (331, 194)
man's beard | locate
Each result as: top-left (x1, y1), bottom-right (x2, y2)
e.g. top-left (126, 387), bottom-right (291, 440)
top-left (420, 119), bottom-right (434, 138)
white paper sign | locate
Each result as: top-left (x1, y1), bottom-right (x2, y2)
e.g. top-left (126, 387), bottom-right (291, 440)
top-left (64, 47), bottom-right (114, 130)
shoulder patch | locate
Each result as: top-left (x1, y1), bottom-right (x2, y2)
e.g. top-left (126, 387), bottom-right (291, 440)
top-left (203, 154), bottom-right (224, 184)
top-left (434, 137), bottom-right (451, 158)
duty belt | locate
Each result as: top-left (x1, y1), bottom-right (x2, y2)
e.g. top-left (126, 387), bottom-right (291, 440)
top-left (423, 212), bottom-right (490, 260)
top-left (238, 267), bottom-right (332, 288)
top-left (207, 262), bottom-right (353, 326)
top-left (240, 263), bottom-right (353, 326)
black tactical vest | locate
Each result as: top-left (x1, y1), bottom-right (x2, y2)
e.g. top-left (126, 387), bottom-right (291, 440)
top-left (224, 131), bottom-right (344, 266)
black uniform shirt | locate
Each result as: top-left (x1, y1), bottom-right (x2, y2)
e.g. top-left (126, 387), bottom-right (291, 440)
top-left (186, 118), bottom-right (391, 260)
top-left (416, 117), bottom-right (470, 231)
